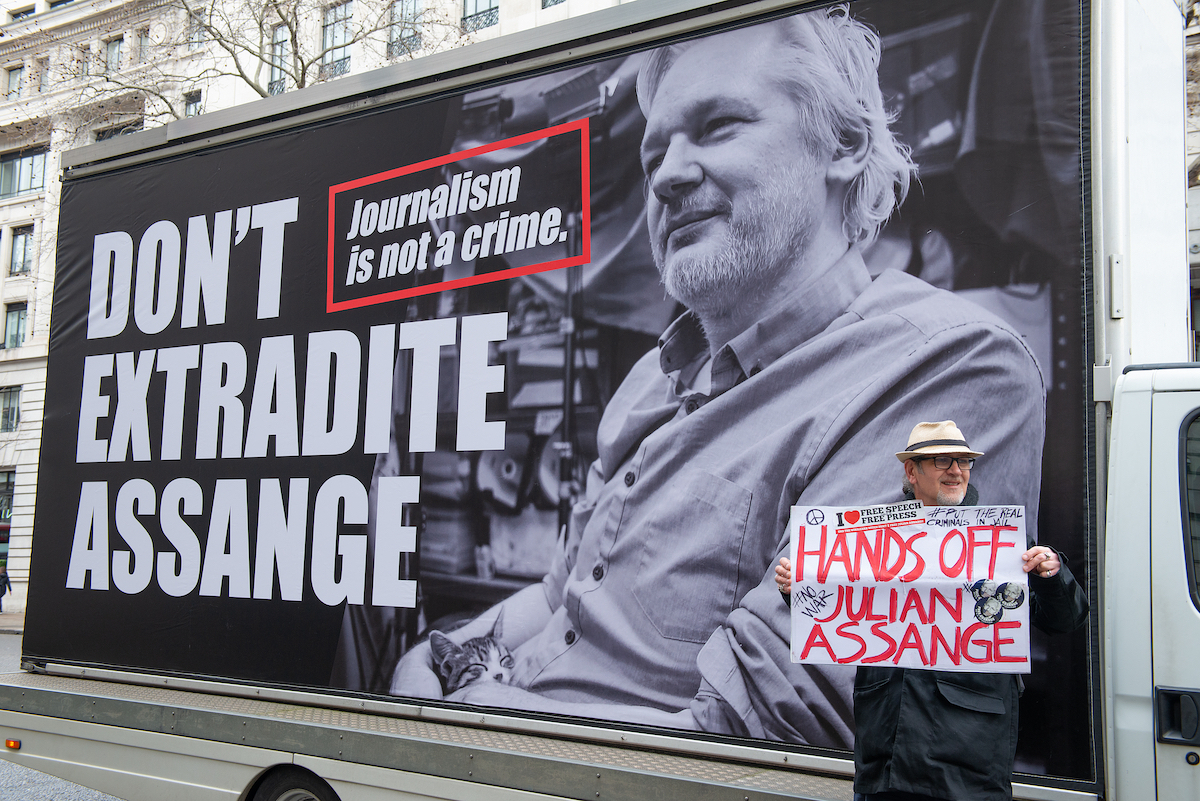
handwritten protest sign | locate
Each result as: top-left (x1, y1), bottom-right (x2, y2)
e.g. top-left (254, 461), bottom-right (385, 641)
top-left (788, 502), bottom-right (1030, 673)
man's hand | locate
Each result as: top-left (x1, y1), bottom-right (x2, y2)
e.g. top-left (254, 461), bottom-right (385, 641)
top-left (1021, 546), bottom-right (1061, 578)
top-left (450, 681), bottom-right (546, 709)
top-left (450, 681), bottom-right (700, 730)
top-left (389, 639), bottom-right (444, 699)
top-left (775, 556), bottom-right (793, 593)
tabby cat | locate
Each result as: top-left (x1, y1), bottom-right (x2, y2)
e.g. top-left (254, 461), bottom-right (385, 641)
top-left (429, 609), bottom-right (515, 694)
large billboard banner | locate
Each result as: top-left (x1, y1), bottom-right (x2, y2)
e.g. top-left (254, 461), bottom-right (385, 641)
top-left (27, 0), bottom-right (1093, 784)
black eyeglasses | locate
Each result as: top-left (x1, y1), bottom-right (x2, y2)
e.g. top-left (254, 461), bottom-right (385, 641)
top-left (914, 456), bottom-right (975, 470)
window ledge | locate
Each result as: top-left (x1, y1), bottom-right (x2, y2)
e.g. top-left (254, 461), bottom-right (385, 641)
top-left (0, 193), bottom-right (45, 210)
top-left (0, 343), bottom-right (46, 361)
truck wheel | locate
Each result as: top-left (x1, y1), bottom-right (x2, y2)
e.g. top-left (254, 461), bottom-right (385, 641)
top-left (252, 768), bottom-right (340, 801)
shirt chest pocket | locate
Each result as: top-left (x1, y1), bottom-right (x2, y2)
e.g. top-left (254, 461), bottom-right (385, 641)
top-left (633, 470), bottom-right (752, 643)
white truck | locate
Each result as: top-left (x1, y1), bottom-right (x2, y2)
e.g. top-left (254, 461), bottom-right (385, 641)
top-left (0, 0), bottom-right (1194, 799)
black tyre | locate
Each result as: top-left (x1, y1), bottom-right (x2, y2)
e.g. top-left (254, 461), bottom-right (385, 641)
top-left (252, 767), bottom-right (341, 801)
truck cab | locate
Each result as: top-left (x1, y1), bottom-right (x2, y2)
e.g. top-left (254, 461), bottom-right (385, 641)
top-left (1105, 365), bottom-right (1200, 800)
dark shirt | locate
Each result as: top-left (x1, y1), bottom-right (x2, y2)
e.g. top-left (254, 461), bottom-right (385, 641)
top-left (512, 249), bottom-right (1047, 747)
top-left (852, 488), bottom-right (1089, 801)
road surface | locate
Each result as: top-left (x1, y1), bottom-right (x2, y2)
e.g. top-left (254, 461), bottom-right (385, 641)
top-left (0, 633), bottom-right (125, 800)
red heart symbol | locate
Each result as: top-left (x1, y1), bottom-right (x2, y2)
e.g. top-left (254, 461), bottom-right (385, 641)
top-left (844, 510), bottom-right (860, 525)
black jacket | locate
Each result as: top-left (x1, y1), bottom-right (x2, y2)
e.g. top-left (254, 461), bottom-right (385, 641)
top-left (851, 486), bottom-right (1089, 800)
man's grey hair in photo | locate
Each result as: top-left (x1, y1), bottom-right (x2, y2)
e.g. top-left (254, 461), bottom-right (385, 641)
top-left (636, 4), bottom-right (917, 245)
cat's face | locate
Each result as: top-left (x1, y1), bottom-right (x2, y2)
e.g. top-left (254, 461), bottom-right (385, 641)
top-left (429, 631), bottom-right (515, 694)
top-left (466, 642), bottom-right (515, 686)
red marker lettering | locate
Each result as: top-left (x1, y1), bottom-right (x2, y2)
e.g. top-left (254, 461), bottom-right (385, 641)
top-left (879, 527), bottom-right (908, 580)
top-left (835, 622), bottom-right (867, 663)
top-left (929, 588), bottom-right (963, 623)
top-left (930, 625), bottom-right (961, 666)
top-left (939, 529), bottom-right (967, 577)
top-left (861, 621), bottom-right (897, 663)
top-left (867, 587), bottom-right (888, 621)
top-left (813, 585), bottom-right (845, 623)
top-left (900, 588), bottom-right (930, 624)
top-left (892, 622), bottom-right (930, 666)
top-left (965, 525), bottom-right (1018, 580)
top-left (800, 624), bottom-right (838, 661)
top-left (993, 620), bottom-right (1026, 663)
top-left (821, 530), bottom-right (855, 583)
top-left (796, 525), bottom-right (826, 582)
top-left (846, 586), bottom-right (870, 622)
top-left (855, 529), bottom-right (885, 580)
top-left (899, 531), bottom-right (927, 582)
top-left (962, 622), bottom-right (993, 663)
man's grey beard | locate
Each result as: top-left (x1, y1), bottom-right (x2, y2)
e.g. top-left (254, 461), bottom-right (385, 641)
top-left (651, 175), bottom-right (815, 315)
top-left (936, 486), bottom-right (966, 506)
top-left (902, 473), bottom-right (966, 506)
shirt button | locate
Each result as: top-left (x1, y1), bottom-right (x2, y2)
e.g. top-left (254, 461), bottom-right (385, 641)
top-left (624, 471), bottom-right (635, 487)
top-left (685, 398), bottom-right (700, 413)
top-left (564, 630), bottom-right (576, 645)
top-left (749, 365), bottom-right (762, 376)
top-left (592, 564), bottom-right (604, 581)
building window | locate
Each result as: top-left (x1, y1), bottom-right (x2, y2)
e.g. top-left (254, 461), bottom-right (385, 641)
top-left (105, 37), bottom-right (123, 73)
top-left (76, 46), bottom-right (91, 77)
top-left (5, 66), bottom-right (21, 100)
top-left (183, 90), bottom-right (201, 117)
top-left (3, 304), bottom-right (25, 350)
top-left (9, 7), bottom-right (33, 21)
top-left (388, 0), bottom-right (421, 58)
top-left (542, 0), bottom-right (565, 7)
top-left (96, 120), bottom-right (142, 141)
top-left (319, 1), bottom-right (352, 80)
top-left (9, 226), bottom-right (31, 275)
top-left (49, 0), bottom-right (75, 8)
top-left (187, 8), bottom-right (207, 49)
top-left (462, 0), bottom-right (498, 32)
top-left (137, 28), bottom-right (150, 62)
top-left (1183, 413), bottom-right (1200, 611)
top-left (0, 149), bottom-right (45, 199)
top-left (0, 388), bottom-right (20, 432)
top-left (269, 24), bottom-right (288, 95)
top-left (33, 58), bottom-right (47, 93)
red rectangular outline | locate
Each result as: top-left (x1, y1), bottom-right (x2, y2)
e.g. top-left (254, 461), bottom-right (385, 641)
top-left (326, 118), bottom-right (591, 313)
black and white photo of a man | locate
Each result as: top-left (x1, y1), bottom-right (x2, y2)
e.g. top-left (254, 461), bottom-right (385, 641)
top-left (389, 5), bottom-right (1046, 747)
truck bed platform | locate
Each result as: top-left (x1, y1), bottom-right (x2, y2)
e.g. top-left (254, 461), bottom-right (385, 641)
top-left (0, 671), bottom-right (857, 801)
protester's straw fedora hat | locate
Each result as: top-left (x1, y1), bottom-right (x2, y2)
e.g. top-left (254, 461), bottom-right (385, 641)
top-left (895, 420), bottom-right (984, 462)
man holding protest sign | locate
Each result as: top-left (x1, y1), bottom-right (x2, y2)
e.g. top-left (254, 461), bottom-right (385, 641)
top-left (777, 421), bottom-right (1088, 799)
top-left (390, 7), bottom-right (1048, 747)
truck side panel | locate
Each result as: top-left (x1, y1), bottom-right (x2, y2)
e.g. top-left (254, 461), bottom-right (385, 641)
top-left (0, 709), bottom-right (283, 800)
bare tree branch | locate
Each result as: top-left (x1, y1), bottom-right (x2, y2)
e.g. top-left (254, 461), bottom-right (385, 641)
top-left (46, 0), bottom-right (473, 136)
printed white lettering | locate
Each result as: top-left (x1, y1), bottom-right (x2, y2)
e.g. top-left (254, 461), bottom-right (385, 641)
top-left (181, 211), bottom-right (232, 328)
top-left (253, 478), bottom-right (309, 601)
top-left (66, 482), bottom-right (110, 590)
top-left (456, 312), bottom-right (507, 451)
top-left (311, 475), bottom-right (367, 606)
top-left (199, 479), bottom-right (251, 598)
top-left (158, 478), bottom-right (203, 597)
top-left (301, 331), bottom-right (360, 456)
top-left (77, 354), bottom-right (114, 463)
top-left (112, 479), bottom-right (155, 594)
top-left (244, 336), bottom-right (299, 458)
top-left (373, 475), bottom-right (419, 607)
